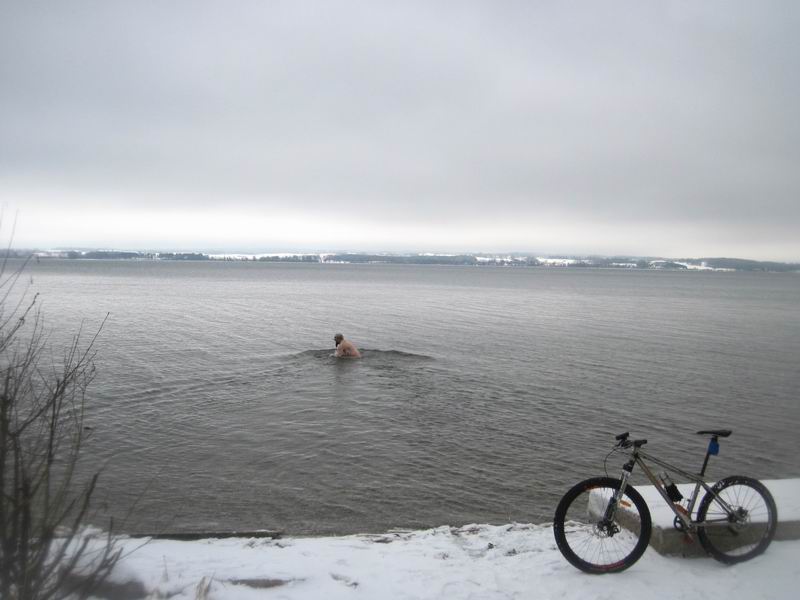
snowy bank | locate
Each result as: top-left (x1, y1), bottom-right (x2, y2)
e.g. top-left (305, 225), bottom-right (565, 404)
top-left (106, 523), bottom-right (800, 600)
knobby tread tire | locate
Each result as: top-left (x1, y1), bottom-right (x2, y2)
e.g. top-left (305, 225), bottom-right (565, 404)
top-left (697, 475), bottom-right (777, 564)
top-left (553, 476), bottom-right (652, 574)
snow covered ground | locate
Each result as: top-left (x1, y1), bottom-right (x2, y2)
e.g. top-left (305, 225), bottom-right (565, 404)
top-left (107, 522), bottom-right (800, 600)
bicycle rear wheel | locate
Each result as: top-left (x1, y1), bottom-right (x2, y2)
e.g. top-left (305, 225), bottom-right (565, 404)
top-left (697, 475), bottom-right (777, 564)
top-left (553, 477), bottom-right (652, 573)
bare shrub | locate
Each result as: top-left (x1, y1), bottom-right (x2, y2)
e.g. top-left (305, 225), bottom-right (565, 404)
top-left (0, 255), bottom-right (121, 599)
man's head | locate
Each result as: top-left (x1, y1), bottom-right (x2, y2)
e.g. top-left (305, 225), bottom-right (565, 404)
top-left (334, 333), bottom-right (344, 346)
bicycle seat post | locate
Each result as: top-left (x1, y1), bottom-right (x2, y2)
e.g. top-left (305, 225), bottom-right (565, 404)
top-left (696, 429), bottom-right (731, 476)
top-left (699, 435), bottom-right (719, 477)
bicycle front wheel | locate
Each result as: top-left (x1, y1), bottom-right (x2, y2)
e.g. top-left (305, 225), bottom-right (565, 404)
top-left (553, 477), bottom-right (652, 574)
top-left (697, 475), bottom-right (777, 564)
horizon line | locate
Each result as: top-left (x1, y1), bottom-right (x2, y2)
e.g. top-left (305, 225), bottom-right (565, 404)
top-left (15, 247), bottom-right (800, 265)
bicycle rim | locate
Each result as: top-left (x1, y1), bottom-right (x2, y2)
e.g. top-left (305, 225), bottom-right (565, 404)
top-left (697, 476), bottom-right (777, 563)
top-left (554, 477), bottom-right (651, 573)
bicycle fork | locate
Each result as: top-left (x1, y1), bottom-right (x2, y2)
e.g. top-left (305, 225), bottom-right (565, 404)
top-left (603, 457), bottom-right (636, 525)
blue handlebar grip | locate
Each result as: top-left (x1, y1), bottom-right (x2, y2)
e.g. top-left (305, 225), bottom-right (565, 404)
top-left (708, 439), bottom-right (720, 455)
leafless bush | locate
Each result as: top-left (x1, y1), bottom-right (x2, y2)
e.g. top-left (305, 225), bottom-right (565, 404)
top-left (0, 254), bottom-right (121, 599)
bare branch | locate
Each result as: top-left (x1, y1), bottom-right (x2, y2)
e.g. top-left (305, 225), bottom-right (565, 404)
top-left (1, 248), bottom-right (122, 600)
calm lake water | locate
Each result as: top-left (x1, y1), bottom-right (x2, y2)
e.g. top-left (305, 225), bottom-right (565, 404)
top-left (22, 260), bottom-right (800, 534)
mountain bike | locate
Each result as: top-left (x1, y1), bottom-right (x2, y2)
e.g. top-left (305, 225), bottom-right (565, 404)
top-left (553, 430), bottom-right (777, 573)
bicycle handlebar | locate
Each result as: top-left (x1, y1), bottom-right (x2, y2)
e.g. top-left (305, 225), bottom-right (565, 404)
top-left (614, 432), bottom-right (647, 448)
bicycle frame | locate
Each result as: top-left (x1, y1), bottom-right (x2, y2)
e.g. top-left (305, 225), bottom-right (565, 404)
top-left (614, 445), bottom-right (737, 532)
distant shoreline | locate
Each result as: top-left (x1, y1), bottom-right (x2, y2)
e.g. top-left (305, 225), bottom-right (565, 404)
top-left (12, 251), bottom-right (800, 272)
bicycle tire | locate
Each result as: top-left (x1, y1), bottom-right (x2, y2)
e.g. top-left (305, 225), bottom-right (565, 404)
top-left (553, 477), bottom-right (652, 573)
top-left (697, 475), bottom-right (777, 564)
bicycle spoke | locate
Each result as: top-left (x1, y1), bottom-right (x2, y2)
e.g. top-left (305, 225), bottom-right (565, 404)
top-left (698, 477), bottom-right (777, 562)
top-left (554, 479), bottom-right (649, 572)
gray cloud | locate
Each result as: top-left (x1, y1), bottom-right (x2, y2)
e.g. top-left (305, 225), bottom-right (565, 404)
top-left (1, 1), bottom-right (799, 258)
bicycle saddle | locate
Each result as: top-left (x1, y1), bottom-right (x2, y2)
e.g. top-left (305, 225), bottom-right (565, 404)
top-left (696, 429), bottom-right (732, 437)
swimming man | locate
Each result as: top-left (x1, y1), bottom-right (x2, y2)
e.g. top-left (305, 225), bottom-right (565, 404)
top-left (334, 333), bottom-right (361, 358)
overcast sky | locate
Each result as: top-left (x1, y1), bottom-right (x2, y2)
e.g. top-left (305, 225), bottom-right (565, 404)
top-left (1, 1), bottom-right (798, 259)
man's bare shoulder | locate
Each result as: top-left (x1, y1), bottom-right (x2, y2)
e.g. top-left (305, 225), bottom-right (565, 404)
top-left (337, 341), bottom-right (361, 358)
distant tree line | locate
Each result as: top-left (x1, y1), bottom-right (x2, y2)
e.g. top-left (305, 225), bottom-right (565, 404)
top-left (679, 258), bottom-right (800, 272)
top-left (68, 250), bottom-right (149, 260)
top-left (11, 250), bottom-right (800, 271)
top-left (0, 249), bottom-right (31, 258)
top-left (155, 252), bottom-right (209, 261)
top-left (324, 254), bottom-right (480, 265)
top-left (257, 255), bottom-right (319, 262)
